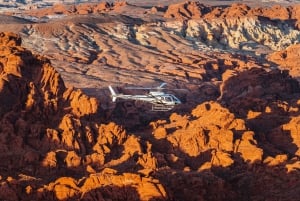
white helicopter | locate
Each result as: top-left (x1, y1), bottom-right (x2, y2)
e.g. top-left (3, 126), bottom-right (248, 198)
top-left (108, 83), bottom-right (183, 111)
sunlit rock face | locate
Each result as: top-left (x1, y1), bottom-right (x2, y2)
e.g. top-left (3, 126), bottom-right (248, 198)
top-left (0, 1), bottom-right (300, 200)
top-left (1, 1), bottom-right (297, 105)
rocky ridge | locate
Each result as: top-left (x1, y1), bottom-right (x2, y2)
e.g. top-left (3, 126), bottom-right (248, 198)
top-left (163, 2), bottom-right (300, 52)
top-left (3, 1), bottom-right (297, 97)
top-left (1, 31), bottom-right (300, 200)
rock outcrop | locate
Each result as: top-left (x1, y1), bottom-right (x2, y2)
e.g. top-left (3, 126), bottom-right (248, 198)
top-left (164, 2), bottom-right (300, 24)
top-left (219, 67), bottom-right (299, 117)
top-left (149, 101), bottom-right (263, 169)
top-left (0, 32), bottom-right (168, 201)
top-left (22, 1), bottom-right (128, 17)
top-left (268, 44), bottom-right (300, 78)
top-left (163, 2), bottom-right (300, 51)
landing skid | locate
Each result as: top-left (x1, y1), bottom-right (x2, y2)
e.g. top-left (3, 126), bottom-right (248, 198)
top-left (151, 104), bottom-right (174, 111)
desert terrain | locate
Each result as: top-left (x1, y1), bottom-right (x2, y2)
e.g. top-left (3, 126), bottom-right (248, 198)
top-left (0, 0), bottom-right (300, 200)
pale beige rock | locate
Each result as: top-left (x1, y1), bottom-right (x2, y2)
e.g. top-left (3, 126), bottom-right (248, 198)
top-left (234, 131), bottom-right (263, 163)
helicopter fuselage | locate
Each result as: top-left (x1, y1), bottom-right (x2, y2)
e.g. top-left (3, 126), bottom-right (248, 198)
top-left (114, 92), bottom-right (181, 105)
top-left (108, 86), bottom-right (181, 107)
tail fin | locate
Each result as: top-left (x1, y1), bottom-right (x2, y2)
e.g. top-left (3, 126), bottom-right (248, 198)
top-left (108, 85), bottom-right (117, 102)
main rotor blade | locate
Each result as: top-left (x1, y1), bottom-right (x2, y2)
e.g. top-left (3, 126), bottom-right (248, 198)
top-left (170, 88), bottom-right (188, 91)
top-left (125, 87), bottom-right (187, 92)
top-left (125, 82), bottom-right (187, 92)
top-left (158, 82), bottom-right (167, 88)
top-left (126, 82), bottom-right (167, 90)
top-left (125, 87), bottom-right (154, 90)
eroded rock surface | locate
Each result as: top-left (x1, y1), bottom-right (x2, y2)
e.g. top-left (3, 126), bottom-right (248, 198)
top-left (0, 1), bottom-right (299, 101)
top-left (268, 44), bottom-right (300, 79)
top-left (0, 1), bottom-right (300, 201)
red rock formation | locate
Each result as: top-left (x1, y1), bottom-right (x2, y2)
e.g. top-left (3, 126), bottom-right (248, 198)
top-left (164, 2), bottom-right (300, 29)
top-left (219, 67), bottom-right (299, 117)
top-left (149, 101), bottom-right (263, 169)
top-left (268, 44), bottom-right (300, 77)
top-left (1, 10), bottom-right (300, 199)
top-left (268, 116), bottom-right (300, 156)
top-left (252, 4), bottom-right (290, 20)
top-left (74, 2), bottom-right (111, 14)
top-left (0, 33), bottom-right (169, 201)
top-left (22, 2), bottom-right (126, 17)
top-left (163, 1), bottom-right (212, 20)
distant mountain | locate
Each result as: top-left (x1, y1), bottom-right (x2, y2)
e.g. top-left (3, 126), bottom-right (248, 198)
top-left (0, 0), bottom-right (103, 10)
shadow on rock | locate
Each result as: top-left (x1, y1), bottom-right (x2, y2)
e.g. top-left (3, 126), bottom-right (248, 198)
top-left (219, 67), bottom-right (300, 156)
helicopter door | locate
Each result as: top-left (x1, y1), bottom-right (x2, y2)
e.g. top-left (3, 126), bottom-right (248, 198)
top-left (152, 96), bottom-right (175, 111)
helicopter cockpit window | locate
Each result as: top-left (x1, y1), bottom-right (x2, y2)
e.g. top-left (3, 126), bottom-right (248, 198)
top-left (164, 96), bottom-right (173, 102)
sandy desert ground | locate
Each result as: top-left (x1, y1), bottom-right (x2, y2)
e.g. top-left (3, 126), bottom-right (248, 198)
top-left (0, 0), bottom-right (300, 201)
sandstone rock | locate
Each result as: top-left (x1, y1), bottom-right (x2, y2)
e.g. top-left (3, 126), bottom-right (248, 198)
top-left (86, 152), bottom-right (105, 167)
top-left (191, 101), bottom-right (246, 131)
top-left (153, 127), bottom-right (167, 139)
top-left (211, 150), bottom-right (234, 167)
top-left (164, 1), bottom-right (209, 20)
top-left (137, 151), bottom-right (158, 170)
top-left (268, 116), bottom-right (300, 156)
top-left (65, 151), bottom-right (81, 168)
top-left (96, 122), bottom-right (127, 148)
top-left (286, 160), bottom-right (300, 173)
top-left (291, 4), bottom-right (300, 29)
top-left (219, 67), bottom-right (299, 117)
top-left (258, 5), bottom-right (290, 20)
top-left (58, 114), bottom-right (82, 151)
top-left (234, 131), bottom-right (263, 163)
top-left (164, 2), bottom-right (299, 24)
top-left (150, 102), bottom-right (249, 170)
top-left (0, 32), bottom-right (21, 46)
top-left (268, 44), bottom-right (300, 78)
top-left (23, 2), bottom-right (113, 17)
top-left (53, 177), bottom-right (80, 200)
top-left (123, 135), bottom-right (143, 156)
top-left (163, 3), bottom-right (300, 51)
top-left (93, 2), bottom-right (111, 13)
top-left (80, 172), bottom-right (167, 201)
top-left (42, 151), bottom-right (57, 168)
top-left (263, 154), bottom-right (288, 166)
top-left (220, 3), bottom-right (250, 18)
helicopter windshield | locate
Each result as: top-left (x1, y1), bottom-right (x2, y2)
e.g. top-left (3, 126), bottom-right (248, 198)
top-left (170, 95), bottom-right (181, 103)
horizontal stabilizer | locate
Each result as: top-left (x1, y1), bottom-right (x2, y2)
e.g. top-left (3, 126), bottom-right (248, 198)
top-left (108, 86), bottom-right (117, 102)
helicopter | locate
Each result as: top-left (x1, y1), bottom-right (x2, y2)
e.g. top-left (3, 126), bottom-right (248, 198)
top-left (108, 83), bottom-right (183, 111)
